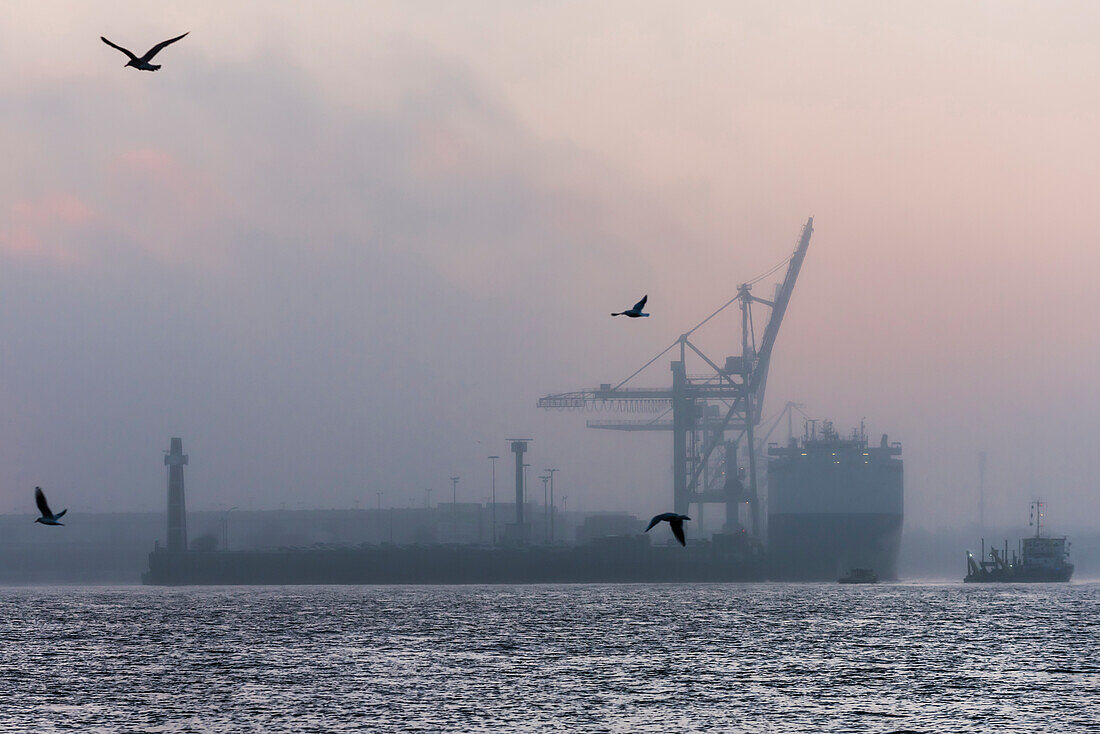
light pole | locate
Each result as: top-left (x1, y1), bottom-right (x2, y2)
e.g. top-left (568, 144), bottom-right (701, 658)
top-left (376, 491), bottom-right (383, 543)
top-left (450, 476), bottom-right (459, 542)
top-left (539, 475), bottom-right (550, 543)
top-left (223, 506), bottom-right (238, 551)
top-left (488, 456), bottom-right (500, 545)
top-left (545, 468), bottom-right (558, 544)
top-left (522, 464), bottom-right (531, 520)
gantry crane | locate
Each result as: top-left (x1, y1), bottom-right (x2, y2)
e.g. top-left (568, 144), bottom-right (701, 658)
top-left (538, 218), bottom-right (813, 536)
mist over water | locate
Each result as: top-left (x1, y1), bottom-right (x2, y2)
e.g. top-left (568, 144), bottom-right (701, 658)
top-left (3, 583), bottom-right (1097, 733)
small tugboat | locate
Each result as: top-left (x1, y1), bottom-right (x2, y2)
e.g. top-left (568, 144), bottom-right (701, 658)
top-left (964, 501), bottom-right (1074, 583)
top-left (838, 568), bottom-right (878, 584)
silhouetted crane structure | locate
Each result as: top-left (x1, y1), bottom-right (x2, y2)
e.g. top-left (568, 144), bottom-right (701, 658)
top-left (538, 218), bottom-right (813, 536)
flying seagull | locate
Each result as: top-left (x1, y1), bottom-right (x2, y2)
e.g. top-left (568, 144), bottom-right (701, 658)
top-left (100, 32), bottom-right (189, 71)
top-left (645, 512), bottom-right (690, 546)
top-left (34, 487), bottom-right (67, 526)
top-left (611, 295), bottom-right (649, 318)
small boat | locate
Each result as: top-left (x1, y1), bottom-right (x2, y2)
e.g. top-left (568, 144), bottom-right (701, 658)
top-left (838, 568), bottom-right (878, 584)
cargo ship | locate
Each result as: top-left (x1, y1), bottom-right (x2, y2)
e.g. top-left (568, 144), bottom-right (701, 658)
top-left (964, 501), bottom-right (1074, 583)
top-left (767, 421), bottom-right (903, 581)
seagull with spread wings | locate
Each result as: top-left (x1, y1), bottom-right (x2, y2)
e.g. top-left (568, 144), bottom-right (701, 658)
top-left (611, 295), bottom-right (649, 318)
top-left (101, 32), bottom-right (189, 71)
top-left (34, 487), bottom-right (67, 526)
top-left (645, 512), bottom-right (690, 546)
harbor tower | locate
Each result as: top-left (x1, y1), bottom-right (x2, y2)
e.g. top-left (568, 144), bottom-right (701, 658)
top-left (165, 437), bottom-right (189, 552)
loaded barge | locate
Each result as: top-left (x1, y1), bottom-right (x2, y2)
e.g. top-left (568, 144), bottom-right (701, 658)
top-left (143, 534), bottom-right (765, 585)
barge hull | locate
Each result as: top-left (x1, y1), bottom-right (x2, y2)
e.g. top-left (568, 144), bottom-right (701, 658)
top-left (144, 540), bottom-right (765, 585)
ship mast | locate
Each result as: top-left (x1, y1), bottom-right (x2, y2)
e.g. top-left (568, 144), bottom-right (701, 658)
top-left (1029, 499), bottom-right (1045, 538)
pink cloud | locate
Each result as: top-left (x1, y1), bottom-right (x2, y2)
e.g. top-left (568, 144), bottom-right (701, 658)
top-left (0, 192), bottom-right (96, 265)
top-left (114, 148), bottom-right (181, 178)
top-left (11, 192), bottom-right (94, 225)
top-left (103, 148), bottom-right (238, 270)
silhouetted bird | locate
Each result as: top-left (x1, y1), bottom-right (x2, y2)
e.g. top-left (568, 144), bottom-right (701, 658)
top-left (34, 487), bottom-right (67, 526)
top-left (611, 295), bottom-right (649, 318)
top-left (645, 512), bottom-right (690, 546)
top-left (101, 32), bottom-right (189, 71)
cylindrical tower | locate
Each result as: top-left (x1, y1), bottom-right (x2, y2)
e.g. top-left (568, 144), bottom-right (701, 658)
top-left (507, 439), bottom-right (531, 544)
top-left (165, 437), bottom-right (189, 552)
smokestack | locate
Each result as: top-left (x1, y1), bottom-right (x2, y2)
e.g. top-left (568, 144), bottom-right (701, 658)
top-left (165, 437), bottom-right (189, 552)
top-left (511, 440), bottom-right (527, 526)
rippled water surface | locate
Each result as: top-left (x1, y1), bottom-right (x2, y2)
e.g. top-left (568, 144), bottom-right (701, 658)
top-left (1, 583), bottom-right (1097, 732)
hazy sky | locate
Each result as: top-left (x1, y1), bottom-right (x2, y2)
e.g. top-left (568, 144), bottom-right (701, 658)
top-left (2, 2), bottom-right (1098, 529)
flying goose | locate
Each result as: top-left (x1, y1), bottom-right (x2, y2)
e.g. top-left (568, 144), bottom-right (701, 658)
top-left (101, 32), bottom-right (189, 71)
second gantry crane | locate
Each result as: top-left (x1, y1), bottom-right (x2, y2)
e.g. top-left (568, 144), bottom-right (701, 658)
top-left (538, 217), bottom-right (813, 537)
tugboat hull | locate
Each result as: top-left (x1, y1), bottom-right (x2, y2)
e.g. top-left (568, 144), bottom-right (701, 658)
top-left (964, 565), bottom-right (1074, 583)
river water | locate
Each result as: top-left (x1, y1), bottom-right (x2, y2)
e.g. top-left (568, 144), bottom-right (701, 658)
top-left (1, 582), bottom-right (1097, 732)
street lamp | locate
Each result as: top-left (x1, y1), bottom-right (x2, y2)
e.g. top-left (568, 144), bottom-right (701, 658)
top-left (450, 476), bottom-right (460, 542)
top-left (539, 475), bottom-right (550, 543)
top-left (488, 456), bottom-right (500, 545)
top-left (376, 491), bottom-right (384, 544)
top-left (522, 464), bottom-right (531, 518)
top-left (545, 468), bottom-right (558, 544)
top-left (223, 506), bottom-right (238, 551)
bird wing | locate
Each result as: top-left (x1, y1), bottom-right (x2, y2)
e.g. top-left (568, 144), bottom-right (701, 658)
top-left (54, 509), bottom-right (68, 519)
top-left (141, 32), bottom-right (189, 62)
top-left (646, 512), bottom-right (677, 532)
top-left (35, 487), bottom-right (52, 517)
top-left (669, 519), bottom-right (686, 546)
top-left (101, 36), bottom-right (139, 62)
top-left (632, 295), bottom-right (648, 312)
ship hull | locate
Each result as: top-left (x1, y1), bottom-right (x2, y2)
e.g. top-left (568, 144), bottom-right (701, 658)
top-left (768, 513), bottom-right (902, 581)
top-left (767, 428), bottom-right (904, 582)
top-left (143, 539), bottom-right (766, 586)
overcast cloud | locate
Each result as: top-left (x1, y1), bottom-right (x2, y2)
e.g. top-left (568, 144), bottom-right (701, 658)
top-left (2, 2), bottom-right (1099, 529)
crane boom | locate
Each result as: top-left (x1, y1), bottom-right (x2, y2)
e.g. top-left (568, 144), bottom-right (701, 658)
top-left (750, 217), bottom-right (813, 407)
top-left (538, 217), bottom-right (814, 536)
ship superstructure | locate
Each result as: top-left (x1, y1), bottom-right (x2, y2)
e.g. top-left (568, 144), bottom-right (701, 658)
top-left (767, 421), bottom-right (903, 580)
